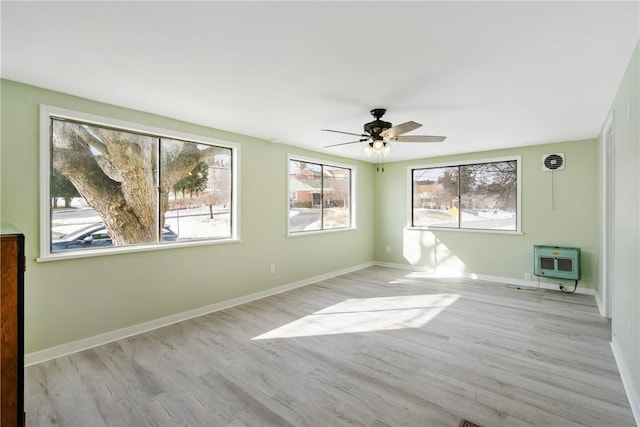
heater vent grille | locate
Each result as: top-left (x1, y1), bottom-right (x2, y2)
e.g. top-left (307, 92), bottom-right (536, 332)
top-left (533, 245), bottom-right (580, 280)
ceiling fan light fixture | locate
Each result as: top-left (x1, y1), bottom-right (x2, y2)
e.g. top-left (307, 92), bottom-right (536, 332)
top-left (372, 140), bottom-right (385, 151)
top-left (367, 140), bottom-right (389, 155)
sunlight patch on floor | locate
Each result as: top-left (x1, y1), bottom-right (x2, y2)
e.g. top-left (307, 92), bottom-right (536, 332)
top-left (252, 294), bottom-right (459, 340)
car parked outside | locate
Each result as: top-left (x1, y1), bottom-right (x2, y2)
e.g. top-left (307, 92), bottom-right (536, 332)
top-left (52, 222), bottom-right (178, 251)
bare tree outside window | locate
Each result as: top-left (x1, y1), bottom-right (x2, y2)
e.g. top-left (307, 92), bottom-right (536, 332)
top-left (459, 161), bottom-right (517, 230)
top-left (412, 159), bottom-right (518, 231)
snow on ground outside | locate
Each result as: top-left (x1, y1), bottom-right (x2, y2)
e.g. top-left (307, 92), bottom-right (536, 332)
top-left (52, 198), bottom-right (231, 239)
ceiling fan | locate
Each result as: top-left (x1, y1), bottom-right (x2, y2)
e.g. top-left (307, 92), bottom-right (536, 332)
top-left (322, 108), bottom-right (446, 156)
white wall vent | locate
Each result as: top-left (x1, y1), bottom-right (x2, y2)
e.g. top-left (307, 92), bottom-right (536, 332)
top-left (542, 153), bottom-right (565, 171)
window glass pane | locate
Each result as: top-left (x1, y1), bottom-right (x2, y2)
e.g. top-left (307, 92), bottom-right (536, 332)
top-left (162, 139), bottom-right (232, 241)
top-left (289, 160), bottom-right (322, 232)
top-left (412, 166), bottom-right (459, 228)
top-left (50, 119), bottom-right (158, 252)
top-left (459, 161), bottom-right (517, 231)
top-left (322, 165), bottom-right (351, 230)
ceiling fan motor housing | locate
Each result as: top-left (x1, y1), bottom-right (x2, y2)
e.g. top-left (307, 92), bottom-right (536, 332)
top-left (364, 119), bottom-right (392, 137)
top-left (365, 108), bottom-right (392, 137)
top-left (321, 107), bottom-right (446, 149)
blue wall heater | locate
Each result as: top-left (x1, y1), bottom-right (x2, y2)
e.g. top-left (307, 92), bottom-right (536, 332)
top-left (533, 245), bottom-right (581, 281)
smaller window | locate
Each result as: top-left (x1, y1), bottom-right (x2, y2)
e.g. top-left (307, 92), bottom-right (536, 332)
top-left (288, 156), bottom-right (354, 234)
top-left (411, 157), bottom-right (520, 233)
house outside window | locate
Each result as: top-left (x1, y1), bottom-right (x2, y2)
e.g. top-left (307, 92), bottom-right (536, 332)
top-left (40, 105), bottom-right (239, 260)
top-left (410, 156), bottom-right (520, 233)
top-left (288, 156), bottom-right (354, 234)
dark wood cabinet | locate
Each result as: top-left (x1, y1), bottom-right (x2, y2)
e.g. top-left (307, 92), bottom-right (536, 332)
top-left (1, 226), bottom-right (24, 427)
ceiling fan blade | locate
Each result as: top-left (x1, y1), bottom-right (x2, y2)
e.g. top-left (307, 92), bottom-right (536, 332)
top-left (324, 138), bottom-right (369, 148)
top-left (380, 121), bottom-right (422, 138)
top-left (321, 129), bottom-right (368, 137)
top-left (391, 135), bottom-right (447, 143)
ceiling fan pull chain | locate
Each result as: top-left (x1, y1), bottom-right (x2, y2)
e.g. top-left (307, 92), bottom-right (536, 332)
top-left (375, 153), bottom-right (385, 173)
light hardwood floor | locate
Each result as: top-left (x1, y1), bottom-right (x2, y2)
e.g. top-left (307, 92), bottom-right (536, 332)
top-left (25, 266), bottom-right (635, 426)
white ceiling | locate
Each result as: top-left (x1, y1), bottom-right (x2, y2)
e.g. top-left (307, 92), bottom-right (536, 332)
top-left (2, 1), bottom-right (638, 162)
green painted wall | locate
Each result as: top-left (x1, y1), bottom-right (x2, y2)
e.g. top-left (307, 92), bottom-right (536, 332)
top-left (374, 140), bottom-right (600, 289)
top-left (603, 41), bottom-right (640, 407)
top-left (0, 80), bottom-right (376, 353)
top-left (0, 52), bottom-right (631, 369)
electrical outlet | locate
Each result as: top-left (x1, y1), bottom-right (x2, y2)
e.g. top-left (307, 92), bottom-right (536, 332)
top-left (270, 264), bottom-right (276, 274)
top-left (524, 273), bottom-right (532, 282)
top-left (386, 245), bottom-right (391, 253)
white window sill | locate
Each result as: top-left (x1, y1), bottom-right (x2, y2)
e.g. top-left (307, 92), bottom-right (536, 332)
top-left (406, 226), bottom-right (523, 235)
top-left (36, 238), bottom-right (242, 262)
top-left (287, 227), bottom-right (357, 238)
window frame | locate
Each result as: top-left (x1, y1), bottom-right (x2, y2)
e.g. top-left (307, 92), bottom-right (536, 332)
top-left (287, 154), bottom-right (356, 236)
top-left (38, 105), bottom-right (241, 262)
top-left (407, 155), bottom-right (522, 234)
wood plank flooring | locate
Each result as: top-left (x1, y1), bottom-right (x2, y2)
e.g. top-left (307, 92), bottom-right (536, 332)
top-left (24, 266), bottom-right (635, 426)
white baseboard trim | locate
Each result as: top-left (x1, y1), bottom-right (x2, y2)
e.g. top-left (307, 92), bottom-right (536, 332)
top-left (374, 262), bottom-right (595, 295)
top-left (25, 261), bottom-right (375, 366)
top-left (594, 290), bottom-right (606, 317)
top-left (24, 261), bottom-right (596, 366)
top-left (611, 338), bottom-right (640, 425)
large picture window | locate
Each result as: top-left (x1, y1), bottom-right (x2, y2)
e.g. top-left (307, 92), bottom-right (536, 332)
top-left (288, 157), bottom-right (354, 234)
top-left (41, 106), bottom-right (237, 259)
top-left (411, 157), bottom-right (520, 232)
